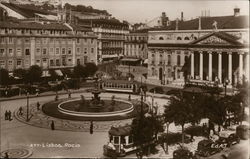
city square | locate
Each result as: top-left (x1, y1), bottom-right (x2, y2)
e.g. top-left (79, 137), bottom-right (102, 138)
top-left (0, 0), bottom-right (249, 158)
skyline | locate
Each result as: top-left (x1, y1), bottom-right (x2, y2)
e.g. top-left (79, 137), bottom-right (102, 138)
top-left (62, 0), bottom-right (249, 24)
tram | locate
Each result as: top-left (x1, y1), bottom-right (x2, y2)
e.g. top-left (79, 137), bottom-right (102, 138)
top-left (101, 80), bottom-right (138, 94)
top-left (103, 125), bottom-right (137, 157)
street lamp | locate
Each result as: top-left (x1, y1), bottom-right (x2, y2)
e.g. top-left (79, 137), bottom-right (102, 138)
top-left (165, 122), bottom-right (170, 154)
top-left (223, 79), bottom-right (229, 96)
top-left (26, 92), bottom-right (29, 122)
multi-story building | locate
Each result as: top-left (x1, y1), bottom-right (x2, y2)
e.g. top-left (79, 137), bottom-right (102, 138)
top-left (79, 19), bottom-right (129, 63)
top-left (0, 21), bottom-right (98, 72)
top-left (124, 30), bottom-right (148, 60)
top-left (147, 8), bottom-right (249, 87)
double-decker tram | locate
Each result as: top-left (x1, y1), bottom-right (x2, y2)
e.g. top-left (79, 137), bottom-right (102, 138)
top-left (101, 80), bottom-right (138, 94)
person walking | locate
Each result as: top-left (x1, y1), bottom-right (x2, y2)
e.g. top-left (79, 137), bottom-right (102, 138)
top-left (37, 102), bottom-right (40, 111)
top-left (51, 120), bottom-right (55, 130)
top-left (5, 110), bottom-right (8, 120)
top-left (4, 152), bottom-right (9, 159)
top-left (19, 107), bottom-right (23, 115)
top-left (8, 110), bottom-right (12, 121)
top-left (68, 90), bottom-right (71, 98)
top-left (90, 121), bottom-right (93, 134)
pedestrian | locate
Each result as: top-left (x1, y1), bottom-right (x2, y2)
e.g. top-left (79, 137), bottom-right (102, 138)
top-left (4, 152), bottom-right (9, 159)
top-left (128, 94), bottom-right (131, 101)
top-left (51, 120), bottom-right (55, 130)
top-left (68, 91), bottom-right (71, 98)
top-left (8, 110), bottom-right (12, 121)
top-left (5, 110), bottom-right (8, 120)
top-left (19, 107), bottom-right (23, 115)
top-left (90, 121), bottom-right (93, 134)
top-left (37, 102), bottom-right (40, 111)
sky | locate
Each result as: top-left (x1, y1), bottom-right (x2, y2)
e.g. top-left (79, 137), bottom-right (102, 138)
top-left (62, 0), bottom-right (249, 24)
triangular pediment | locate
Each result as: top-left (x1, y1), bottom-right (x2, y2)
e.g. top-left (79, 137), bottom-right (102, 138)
top-left (190, 32), bottom-right (243, 46)
top-left (196, 35), bottom-right (231, 45)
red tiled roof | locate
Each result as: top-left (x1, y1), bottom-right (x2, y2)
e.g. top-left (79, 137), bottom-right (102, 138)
top-left (151, 15), bottom-right (249, 31)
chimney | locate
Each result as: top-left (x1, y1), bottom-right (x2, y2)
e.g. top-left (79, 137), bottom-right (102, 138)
top-left (181, 12), bottom-right (184, 21)
top-left (198, 17), bottom-right (201, 30)
top-left (234, 7), bottom-right (240, 17)
top-left (175, 18), bottom-right (179, 30)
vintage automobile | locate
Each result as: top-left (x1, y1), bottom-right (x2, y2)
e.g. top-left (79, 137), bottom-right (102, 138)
top-left (195, 139), bottom-right (221, 157)
top-left (173, 146), bottom-right (193, 159)
top-left (215, 131), bottom-right (240, 148)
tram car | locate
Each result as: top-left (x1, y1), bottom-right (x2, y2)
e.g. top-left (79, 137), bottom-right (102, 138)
top-left (103, 125), bottom-right (137, 157)
top-left (101, 80), bottom-right (139, 94)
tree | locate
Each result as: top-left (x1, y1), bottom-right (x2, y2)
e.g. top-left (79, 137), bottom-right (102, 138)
top-left (73, 64), bottom-right (86, 78)
top-left (131, 115), bottom-right (162, 159)
top-left (49, 69), bottom-right (60, 81)
top-left (13, 68), bottom-right (26, 79)
top-left (26, 65), bottom-right (42, 84)
top-left (164, 94), bottom-right (193, 145)
top-left (0, 68), bottom-right (9, 86)
top-left (85, 63), bottom-right (98, 77)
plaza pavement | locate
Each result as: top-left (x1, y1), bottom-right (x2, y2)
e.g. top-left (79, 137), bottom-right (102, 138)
top-left (0, 92), bottom-right (173, 158)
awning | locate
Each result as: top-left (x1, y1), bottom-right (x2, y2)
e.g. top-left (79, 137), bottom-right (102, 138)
top-left (143, 59), bottom-right (148, 64)
top-left (55, 70), bottom-right (63, 76)
top-left (121, 58), bottom-right (140, 62)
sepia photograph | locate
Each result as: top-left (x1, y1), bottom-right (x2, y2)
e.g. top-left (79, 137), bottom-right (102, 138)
top-left (0, 0), bottom-right (249, 158)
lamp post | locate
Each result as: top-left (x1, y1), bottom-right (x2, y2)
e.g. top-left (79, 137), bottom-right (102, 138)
top-left (26, 92), bottom-right (29, 122)
top-left (223, 79), bottom-right (229, 96)
top-left (165, 122), bottom-right (169, 154)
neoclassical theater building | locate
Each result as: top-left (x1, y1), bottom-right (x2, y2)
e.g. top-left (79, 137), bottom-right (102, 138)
top-left (147, 8), bottom-right (249, 87)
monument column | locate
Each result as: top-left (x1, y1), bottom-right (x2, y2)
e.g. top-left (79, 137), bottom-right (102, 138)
top-left (208, 51), bottom-right (212, 81)
top-left (239, 52), bottom-right (243, 84)
top-left (228, 52), bottom-right (232, 84)
top-left (191, 51), bottom-right (194, 78)
top-left (245, 53), bottom-right (249, 82)
top-left (218, 51), bottom-right (222, 83)
top-left (199, 51), bottom-right (203, 80)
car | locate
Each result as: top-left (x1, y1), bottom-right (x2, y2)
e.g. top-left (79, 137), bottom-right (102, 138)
top-left (173, 147), bottom-right (193, 159)
top-left (195, 139), bottom-right (221, 157)
top-left (215, 132), bottom-right (240, 148)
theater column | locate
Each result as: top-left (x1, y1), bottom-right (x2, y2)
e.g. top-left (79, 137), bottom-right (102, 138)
top-left (208, 51), bottom-right (212, 81)
top-left (199, 51), bottom-right (203, 80)
top-left (228, 52), bottom-right (232, 84)
top-left (191, 51), bottom-right (194, 79)
top-left (218, 52), bottom-right (222, 84)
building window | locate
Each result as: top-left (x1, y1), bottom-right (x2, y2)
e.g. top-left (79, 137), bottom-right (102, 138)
top-left (167, 55), bottom-right (171, 65)
top-left (50, 59), bottom-right (54, 66)
top-left (77, 59), bottom-right (80, 65)
top-left (16, 48), bottom-right (22, 56)
top-left (68, 48), bottom-right (72, 54)
top-left (56, 59), bottom-right (60, 66)
top-left (0, 60), bottom-right (5, 68)
top-left (177, 55), bottom-right (181, 66)
top-left (184, 37), bottom-right (190, 40)
top-left (43, 38), bottom-right (47, 44)
top-left (42, 48), bottom-right (47, 55)
top-left (0, 49), bottom-right (5, 56)
top-left (56, 48), bottom-right (60, 54)
top-left (0, 37), bottom-right (5, 43)
top-left (36, 60), bottom-right (40, 65)
top-left (84, 56), bottom-right (87, 63)
top-left (84, 48), bottom-right (87, 54)
top-left (77, 38), bottom-right (80, 43)
top-left (61, 48), bottom-right (66, 54)
top-left (8, 60), bottom-right (13, 66)
top-left (68, 58), bottom-right (72, 62)
top-left (25, 38), bottom-right (30, 43)
top-left (36, 48), bottom-right (40, 55)
top-left (8, 37), bottom-right (13, 44)
top-left (177, 37), bottom-right (182, 40)
top-left (16, 60), bottom-right (22, 66)
top-left (9, 49), bottom-right (13, 56)
top-left (91, 39), bottom-right (94, 44)
top-left (84, 39), bottom-right (87, 43)
top-left (49, 48), bottom-right (54, 54)
top-left (159, 37), bottom-right (164, 40)
top-left (91, 48), bottom-right (94, 53)
top-left (76, 47), bottom-right (80, 54)
top-left (25, 49), bottom-right (30, 55)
